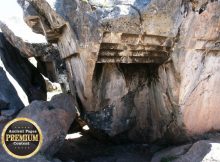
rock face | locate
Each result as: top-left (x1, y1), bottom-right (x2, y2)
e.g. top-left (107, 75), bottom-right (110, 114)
top-left (0, 21), bottom-right (41, 58)
top-left (18, 0), bottom-right (220, 143)
top-left (0, 32), bottom-right (46, 119)
top-left (177, 3), bottom-right (220, 136)
top-left (0, 21), bottom-right (67, 85)
top-left (17, 94), bottom-right (77, 156)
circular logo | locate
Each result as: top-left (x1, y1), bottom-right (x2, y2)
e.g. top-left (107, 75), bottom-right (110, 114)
top-left (1, 118), bottom-right (43, 159)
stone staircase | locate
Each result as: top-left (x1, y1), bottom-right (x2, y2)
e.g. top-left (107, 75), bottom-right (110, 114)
top-left (97, 32), bottom-right (174, 64)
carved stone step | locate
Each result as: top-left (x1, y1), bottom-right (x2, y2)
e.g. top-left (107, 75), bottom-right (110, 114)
top-left (102, 32), bottom-right (174, 47)
top-left (97, 55), bottom-right (168, 64)
top-left (100, 43), bottom-right (172, 52)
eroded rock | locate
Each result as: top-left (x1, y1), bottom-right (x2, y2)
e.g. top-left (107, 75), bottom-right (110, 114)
top-left (0, 32), bottom-right (46, 120)
top-left (151, 138), bottom-right (220, 162)
top-left (18, 0), bottom-right (220, 143)
top-left (17, 93), bottom-right (77, 156)
top-left (0, 21), bottom-right (42, 58)
top-left (177, 2), bottom-right (220, 137)
top-left (0, 149), bottom-right (62, 162)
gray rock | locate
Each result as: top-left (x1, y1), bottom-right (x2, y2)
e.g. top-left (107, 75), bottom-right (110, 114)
top-left (0, 140), bottom-right (64, 162)
top-left (0, 115), bottom-right (8, 122)
top-left (0, 65), bottom-right (26, 113)
top-left (151, 139), bottom-right (220, 162)
top-left (0, 22), bottom-right (41, 58)
top-left (1, 109), bottom-right (18, 117)
top-left (0, 145), bottom-right (63, 162)
top-left (0, 99), bottom-right (9, 110)
top-left (0, 32), bottom-right (46, 116)
top-left (17, 93), bottom-right (77, 156)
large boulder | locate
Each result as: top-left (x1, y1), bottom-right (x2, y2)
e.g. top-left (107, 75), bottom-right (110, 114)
top-left (17, 93), bottom-right (77, 156)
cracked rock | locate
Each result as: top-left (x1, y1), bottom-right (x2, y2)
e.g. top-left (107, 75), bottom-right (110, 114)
top-left (17, 93), bottom-right (77, 156)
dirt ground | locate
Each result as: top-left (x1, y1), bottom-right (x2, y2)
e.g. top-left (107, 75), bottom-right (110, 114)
top-left (55, 130), bottom-right (154, 162)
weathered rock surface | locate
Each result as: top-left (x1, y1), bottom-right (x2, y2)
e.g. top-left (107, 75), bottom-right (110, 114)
top-left (18, 0), bottom-right (220, 143)
top-left (0, 21), bottom-right (67, 86)
top-left (0, 140), bottom-right (64, 162)
top-left (151, 137), bottom-right (220, 162)
top-left (17, 93), bottom-right (77, 156)
top-left (55, 131), bottom-right (151, 162)
top-left (177, 2), bottom-right (220, 136)
top-left (0, 32), bottom-right (46, 119)
top-left (0, 147), bottom-right (62, 162)
top-left (0, 99), bottom-right (9, 110)
top-left (0, 21), bottom-right (40, 58)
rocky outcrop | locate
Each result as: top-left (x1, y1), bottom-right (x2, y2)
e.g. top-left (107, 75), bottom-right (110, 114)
top-left (0, 21), bottom-right (67, 85)
top-left (151, 136), bottom-right (220, 162)
top-left (177, 2), bottom-right (220, 136)
top-left (0, 21), bottom-right (41, 58)
top-left (18, 0), bottom-right (220, 143)
top-left (0, 32), bottom-right (46, 120)
top-left (17, 93), bottom-right (77, 156)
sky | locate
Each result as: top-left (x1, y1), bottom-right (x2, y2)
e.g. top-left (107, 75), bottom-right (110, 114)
top-left (0, 0), bottom-right (51, 43)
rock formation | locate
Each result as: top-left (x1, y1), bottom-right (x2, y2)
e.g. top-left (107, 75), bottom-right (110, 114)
top-left (0, 17), bottom-right (77, 162)
top-left (151, 136), bottom-right (220, 162)
top-left (0, 145), bottom-right (63, 162)
top-left (17, 0), bottom-right (220, 144)
top-left (0, 21), bottom-right (67, 84)
top-left (0, 32), bottom-right (46, 119)
top-left (0, 21), bottom-right (42, 58)
top-left (18, 94), bottom-right (77, 156)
